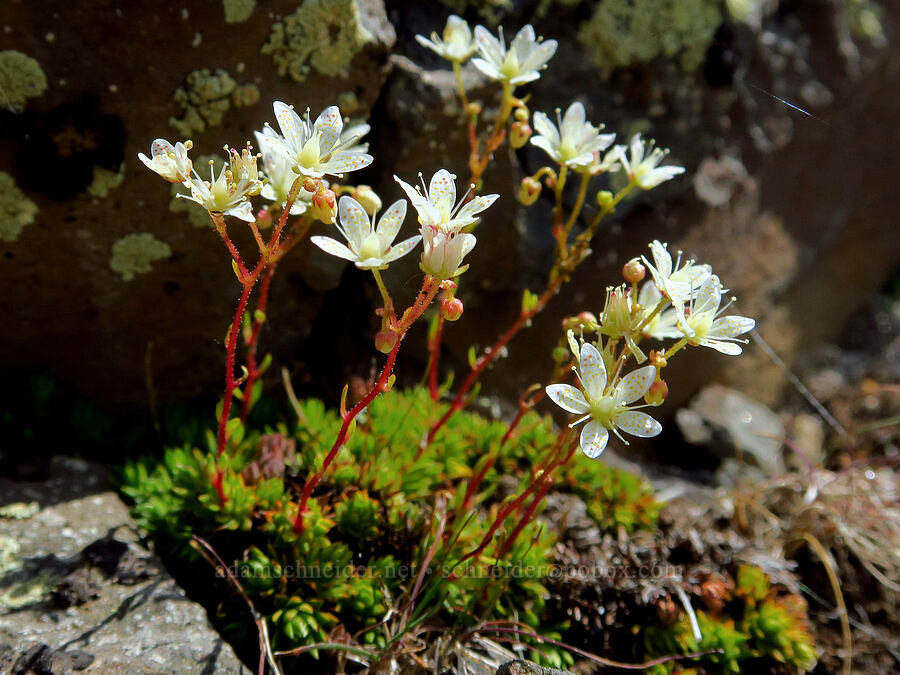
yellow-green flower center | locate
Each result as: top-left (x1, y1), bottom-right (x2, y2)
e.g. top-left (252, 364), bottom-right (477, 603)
top-left (299, 131), bottom-right (322, 169)
top-left (589, 395), bottom-right (619, 429)
top-left (499, 52), bottom-right (520, 79)
top-left (357, 232), bottom-right (382, 261)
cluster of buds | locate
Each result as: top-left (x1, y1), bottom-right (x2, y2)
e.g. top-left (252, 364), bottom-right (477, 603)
top-left (546, 240), bottom-right (756, 459)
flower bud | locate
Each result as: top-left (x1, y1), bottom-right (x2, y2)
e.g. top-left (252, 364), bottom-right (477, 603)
top-left (519, 176), bottom-right (541, 206)
top-left (599, 286), bottom-right (632, 339)
top-left (596, 190), bottom-right (614, 210)
top-left (374, 329), bottom-right (398, 354)
top-left (440, 297), bottom-right (464, 322)
top-left (510, 121), bottom-right (532, 149)
top-left (466, 102), bottom-right (482, 117)
top-left (645, 379), bottom-right (668, 406)
top-left (351, 185), bottom-right (382, 216)
top-left (513, 107), bottom-right (529, 123)
top-left (551, 346), bottom-right (570, 364)
top-left (622, 258), bottom-right (646, 283)
top-left (311, 186), bottom-right (337, 224)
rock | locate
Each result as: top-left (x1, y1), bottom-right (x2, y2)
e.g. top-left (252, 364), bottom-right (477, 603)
top-left (496, 660), bottom-right (574, 675)
top-left (675, 384), bottom-right (785, 475)
top-left (0, 457), bottom-right (250, 674)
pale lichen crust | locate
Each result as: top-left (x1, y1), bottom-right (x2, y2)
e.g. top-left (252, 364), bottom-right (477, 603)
top-left (261, 0), bottom-right (372, 81)
top-left (109, 233), bottom-right (172, 281)
top-left (0, 171), bottom-right (38, 242)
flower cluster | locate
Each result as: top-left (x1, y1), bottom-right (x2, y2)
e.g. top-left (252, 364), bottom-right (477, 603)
top-left (547, 240), bottom-right (755, 458)
top-left (139, 101), bottom-right (373, 223)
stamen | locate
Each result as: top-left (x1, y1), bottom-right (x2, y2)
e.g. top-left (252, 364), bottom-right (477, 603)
top-left (569, 414), bottom-right (590, 428)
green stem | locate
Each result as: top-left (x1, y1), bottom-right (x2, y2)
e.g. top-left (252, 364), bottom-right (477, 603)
top-left (663, 337), bottom-right (689, 361)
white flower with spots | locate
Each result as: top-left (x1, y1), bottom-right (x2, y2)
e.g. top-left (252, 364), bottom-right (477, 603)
top-left (471, 24), bottom-right (557, 86)
top-left (416, 15), bottom-right (477, 62)
top-left (253, 130), bottom-right (309, 215)
top-left (546, 342), bottom-right (661, 458)
top-left (679, 276), bottom-right (755, 355)
top-left (530, 102), bottom-right (615, 170)
top-left (394, 170), bottom-right (497, 234)
top-left (263, 101), bottom-right (373, 179)
top-left (641, 240), bottom-right (711, 337)
top-left (637, 281), bottom-right (681, 340)
top-left (419, 225), bottom-right (476, 280)
top-left (138, 138), bottom-right (193, 183)
top-left (179, 153), bottom-right (263, 222)
top-left (311, 196), bottom-right (421, 270)
top-left (614, 134), bottom-right (685, 189)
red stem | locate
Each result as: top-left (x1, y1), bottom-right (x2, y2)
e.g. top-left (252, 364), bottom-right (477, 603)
top-left (427, 314), bottom-right (445, 402)
top-left (293, 277), bottom-right (439, 532)
top-left (217, 281), bottom-right (255, 459)
top-left (240, 264), bottom-right (276, 421)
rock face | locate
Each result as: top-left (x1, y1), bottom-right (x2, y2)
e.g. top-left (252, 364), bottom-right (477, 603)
top-left (0, 457), bottom-right (250, 674)
top-left (0, 0), bottom-right (898, 414)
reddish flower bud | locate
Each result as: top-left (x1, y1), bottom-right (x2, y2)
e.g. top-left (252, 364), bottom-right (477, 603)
top-left (519, 176), bottom-right (541, 206)
top-left (510, 121), bottom-right (532, 149)
top-left (513, 107), bottom-right (529, 122)
top-left (374, 329), bottom-right (398, 354)
top-left (622, 257), bottom-right (646, 283)
top-left (311, 186), bottom-right (337, 224)
top-left (645, 378), bottom-right (668, 406)
top-left (440, 297), bottom-right (464, 322)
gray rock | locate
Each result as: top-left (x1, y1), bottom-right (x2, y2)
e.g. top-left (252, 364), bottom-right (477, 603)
top-left (0, 457), bottom-right (250, 674)
top-left (675, 384), bottom-right (785, 475)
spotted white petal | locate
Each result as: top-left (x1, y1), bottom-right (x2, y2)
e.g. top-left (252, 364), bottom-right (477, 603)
top-left (545, 384), bottom-right (590, 414)
top-left (273, 101), bottom-right (306, 152)
top-left (429, 169), bottom-right (457, 211)
top-left (314, 106), bottom-right (343, 155)
top-left (578, 342), bottom-right (607, 402)
top-left (311, 236), bottom-right (356, 262)
top-left (382, 235), bottom-right (422, 263)
top-left (561, 102), bottom-right (585, 140)
top-left (693, 275), bottom-right (722, 314)
top-left (530, 136), bottom-right (559, 162)
top-left (338, 196), bottom-right (369, 247)
top-left (615, 365), bottom-right (656, 405)
top-left (455, 193), bottom-right (499, 222)
top-left (519, 39), bottom-right (557, 73)
top-left (375, 199), bottom-right (407, 244)
top-left (614, 411), bottom-right (662, 438)
top-left (709, 315), bottom-right (755, 338)
top-left (580, 421), bottom-right (609, 459)
top-left (319, 151), bottom-right (374, 176)
top-left (699, 339), bottom-right (744, 356)
top-left (474, 25), bottom-right (504, 64)
top-left (648, 240), bottom-right (672, 278)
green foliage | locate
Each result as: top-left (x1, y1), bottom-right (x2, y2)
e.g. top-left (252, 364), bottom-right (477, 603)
top-left (641, 564), bottom-right (816, 674)
top-left (123, 387), bottom-right (660, 665)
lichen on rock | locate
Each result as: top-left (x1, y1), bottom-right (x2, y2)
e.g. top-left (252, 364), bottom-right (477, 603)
top-left (261, 0), bottom-right (372, 81)
top-left (0, 171), bottom-right (38, 242)
top-left (109, 233), bottom-right (172, 281)
top-left (577, 0), bottom-right (722, 72)
top-left (169, 68), bottom-right (260, 137)
top-left (87, 164), bottom-right (125, 198)
top-left (0, 50), bottom-right (47, 112)
top-left (223, 0), bottom-right (256, 24)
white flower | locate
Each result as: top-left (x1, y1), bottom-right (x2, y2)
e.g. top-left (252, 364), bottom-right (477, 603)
top-left (530, 102), bottom-right (616, 170)
top-left (393, 170), bottom-right (497, 234)
top-left (339, 120), bottom-right (371, 155)
top-left (546, 342), bottom-right (661, 458)
top-left (138, 138), bottom-right (193, 183)
top-left (637, 281), bottom-right (681, 340)
top-left (264, 101), bottom-right (373, 178)
top-left (419, 225), bottom-right (476, 280)
top-left (179, 156), bottom-right (262, 222)
top-left (311, 196), bottom-right (421, 270)
top-left (641, 240), bottom-right (711, 337)
top-left (416, 15), bottom-right (476, 62)
top-left (254, 130), bottom-right (309, 215)
top-left (679, 276), bottom-right (755, 355)
top-left (471, 24), bottom-right (557, 86)
top-left (614, 134), bottom-right (685, 189)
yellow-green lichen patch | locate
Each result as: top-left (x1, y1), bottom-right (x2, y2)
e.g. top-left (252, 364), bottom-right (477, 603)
top-left (0, 50), bottom-right (47, 112)
top-left (87, 163), bottom-right (125, 198)
top-left (262, 0), bottom-right (372, 82)
top-left (0, 171), bottom-right (38, 242)
top-left (169, 68), bottom-right (260, 137)
top-left (223, 0), bottom-right (256, 23)
top-left (109, 233), bottom-right (172, 281)
top-left (169, 154), bottom-right (222, 227)
top-left (578, 0), bottom-right (722, 72)
top-left (0, 569), bottom-right (59, 611)
top-left (0, 502), bottom-right (40, 520)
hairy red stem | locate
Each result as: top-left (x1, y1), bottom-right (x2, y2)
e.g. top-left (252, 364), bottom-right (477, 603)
top-left (293, 277), bottom-right (439, 532)
top-left (427, 314), bottom-right (445, 402)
